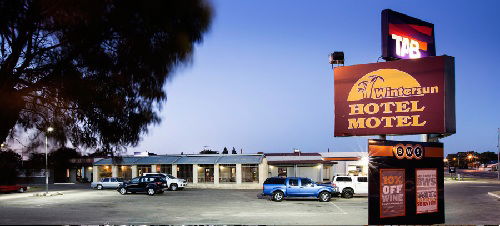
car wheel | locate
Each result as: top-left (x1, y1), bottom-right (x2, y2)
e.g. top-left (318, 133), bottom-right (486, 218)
top-left (119, 188), bottom-right (127, 195)
top-left (147, 188), bottom-right (155, 196)
top-left (97, 184), bottom-right (103, 190)
top-left (341, 188), bottom-right (354, 199)
top-left (272, 191), bottom-right (284, 202)
top-left (18, 188), bottom-right (25, 193)
top-left (170, 184), bottom-right (178, 191)
top-left (319, 191), bottom-right (331, 202)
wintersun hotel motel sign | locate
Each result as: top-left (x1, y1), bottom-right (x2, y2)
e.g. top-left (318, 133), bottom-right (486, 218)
top-left (334, 56), bottom-right (455, 137)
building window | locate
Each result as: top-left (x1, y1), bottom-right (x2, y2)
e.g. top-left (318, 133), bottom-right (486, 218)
top-left (137, 165), bottom-right (151, 176)
top-left (177, 164), bottom-right (192, 182)
top-left (219, 164), bottom-right (236, 183)
top-left (198, 164), bottom-right (214, 183)
top-left (118, 165), bottom-right (132, 180)
top-left (157, 164), bottom-right (172, 174)
top-left (242, 164), bottom-right (259, 183)
top-left (278, 167), bottom-right (287, 177)
top-left (98, 165), bottom-right (112, 179)
top-left (347, 165), bottom-right (362, 176)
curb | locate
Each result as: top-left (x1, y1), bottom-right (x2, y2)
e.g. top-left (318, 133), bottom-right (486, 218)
top-left (487, 191), bottom-right (500, 199)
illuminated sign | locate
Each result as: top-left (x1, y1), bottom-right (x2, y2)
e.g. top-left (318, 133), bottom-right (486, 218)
top-left (334, 56), bottom-right (455, 137)
top-left (393, 144), bottom-right (424, 160)
top-left (368, 139), bottom-right (445, 224)
top-left (382, 9), bottom-right (436, 60)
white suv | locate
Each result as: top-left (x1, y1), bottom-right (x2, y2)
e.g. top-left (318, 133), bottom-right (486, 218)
top-left (143, 173), bottom-right (187, 191)
top-left (331, 176), bottom-right (368, 198)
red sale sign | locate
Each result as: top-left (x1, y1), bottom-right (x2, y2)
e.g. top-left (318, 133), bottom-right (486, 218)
top-left (380, 169), bottom-right (406, 218)
top-left (416, 169), bottom-right (438, 214)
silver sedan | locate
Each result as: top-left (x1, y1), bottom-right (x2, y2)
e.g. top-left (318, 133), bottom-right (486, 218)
top-left (91, 177), bottom-right (124, 190)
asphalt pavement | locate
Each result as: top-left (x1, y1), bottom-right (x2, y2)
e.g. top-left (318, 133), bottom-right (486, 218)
top-left (0, 181), bottom-right (498, 224)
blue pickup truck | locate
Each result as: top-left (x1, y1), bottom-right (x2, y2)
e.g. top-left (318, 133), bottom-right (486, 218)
top-left (262, 177), bottom-right (338, 202)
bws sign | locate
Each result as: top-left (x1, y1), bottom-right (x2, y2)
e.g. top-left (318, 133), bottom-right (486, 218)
top-left (393, 144), bottom-right (424, 160)
top-left (382, 9), bottom-right (436, 60)
top-left (334, 56), bottom-right (455, 137)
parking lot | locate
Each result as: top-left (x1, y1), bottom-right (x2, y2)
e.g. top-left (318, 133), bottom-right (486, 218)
top-left (1, 181), bottom-right (499, 225)
top-left (0, 185), bottom-right (367, 225)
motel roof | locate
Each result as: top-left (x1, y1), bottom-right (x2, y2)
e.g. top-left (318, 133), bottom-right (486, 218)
top-left (265, 154), bottom-right (336, 165)
top-left (93, 154), bottom-right (263, 165)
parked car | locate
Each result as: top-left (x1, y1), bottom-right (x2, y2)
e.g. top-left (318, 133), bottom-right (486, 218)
top-left (0, 185), bottom-right (28, 193)
top-left (117, 176), bottom-right (167, 196)
top-left (262, 177), bottom-right (338, 202)
top-left (143, 173), bottom-right (187, 191)
top-left (331, 176), bottom-right (368, 198)
top-left (91, 177), bottom-right (124, 190)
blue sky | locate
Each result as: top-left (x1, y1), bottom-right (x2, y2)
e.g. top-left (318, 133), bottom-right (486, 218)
top-left (130, 0), bottom-right (500, 155)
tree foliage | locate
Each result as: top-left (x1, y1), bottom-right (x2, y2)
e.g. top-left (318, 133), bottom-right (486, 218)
top-left (199, 149), bottom-right (218, 154)
top-left (477, 151), bottom-right (498, 164)
top-left (0, 0), bottom-right (213, 153)
top-left (0, 149), bottom-right (22, 184)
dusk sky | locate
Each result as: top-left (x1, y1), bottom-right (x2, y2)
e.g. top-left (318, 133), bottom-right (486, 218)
top-left (130, 0), bottom-right (500, 155)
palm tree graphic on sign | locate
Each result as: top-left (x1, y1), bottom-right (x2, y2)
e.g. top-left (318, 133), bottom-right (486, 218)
top-left (357, 75), bottom-right (384, 99)
top-left (357, 81), bottom-right (369, 98)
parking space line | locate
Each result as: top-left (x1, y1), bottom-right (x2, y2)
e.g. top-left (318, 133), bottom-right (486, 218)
top-left (330, 202), bottom-right (348, 214)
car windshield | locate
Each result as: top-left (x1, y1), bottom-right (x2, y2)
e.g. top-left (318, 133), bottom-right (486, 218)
top-left (116, 178), bottom-right (124, 182)
top-left (166, 175), bottom-right (176, 179)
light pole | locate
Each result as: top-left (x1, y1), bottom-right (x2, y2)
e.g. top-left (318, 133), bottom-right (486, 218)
top-left (45, 127), bottom-right (54, 194)
top-left (497, 128), bottom-right (500, 180)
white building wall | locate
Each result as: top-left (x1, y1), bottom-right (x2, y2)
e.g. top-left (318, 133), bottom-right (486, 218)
top-left (298, 167), bottom-right (320, 181)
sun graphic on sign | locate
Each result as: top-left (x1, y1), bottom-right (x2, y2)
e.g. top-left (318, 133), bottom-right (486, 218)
top-left (347, 69), bottom-right (422, 101)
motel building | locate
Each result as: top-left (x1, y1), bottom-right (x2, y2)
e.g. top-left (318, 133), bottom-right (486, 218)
top-left (89, 151), bottom-right (368, 188)
top-left (93, 154), bottom-right (266, 188)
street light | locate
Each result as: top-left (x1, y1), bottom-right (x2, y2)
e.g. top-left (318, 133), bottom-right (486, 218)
top-left (45, 127), bottom-right (54, 194)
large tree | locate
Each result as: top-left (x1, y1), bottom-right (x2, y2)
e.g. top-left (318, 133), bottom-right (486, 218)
top-left (49, 147), bottom-right (80, 182)
top-left (0, 0), bottom-right (212, 152)
top-left (0, 149), bottom-right (22, 184)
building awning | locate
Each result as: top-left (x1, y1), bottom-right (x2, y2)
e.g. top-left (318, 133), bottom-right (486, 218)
top-left (266, 155), bottom-right (336, 165)
top-left (92, 154), bottom-right (265, 165)
top-left (94, 157), bottom-right (143, 165)
top-left (174, 156), bottom-right (220, 164)
top-left (133, 156), bottom-right (181, 165)
top-left (323, 157), bottom-right (361, 161)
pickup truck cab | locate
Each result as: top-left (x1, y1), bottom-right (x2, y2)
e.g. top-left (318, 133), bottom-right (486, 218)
top-left (143, 173), bottom-right (187, 191)
top-left (262, 177), bottom-right (338, 202)
top-left (331, 176), bottom-right (368, 198)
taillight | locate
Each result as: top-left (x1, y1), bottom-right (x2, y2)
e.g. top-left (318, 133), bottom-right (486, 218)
top-left (156, 182), bottom-right (162, 185)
